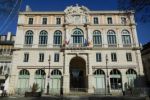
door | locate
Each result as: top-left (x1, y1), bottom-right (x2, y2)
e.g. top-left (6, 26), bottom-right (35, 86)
top-left (50, 76), bottom-right (61, 94)
top-left (94, 75), bottom-right (105, 93)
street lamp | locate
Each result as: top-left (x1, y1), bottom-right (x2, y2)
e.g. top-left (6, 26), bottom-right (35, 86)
top-left (106, 54), bottom-right (110, 94)
top-left (47, 55), bottom-right (51, 94)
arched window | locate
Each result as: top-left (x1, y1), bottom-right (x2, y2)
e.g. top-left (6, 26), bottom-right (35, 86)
top-left (126, 69), bottom-right (137, 75)
top-left (53, 30), bottom-right (62, 46)
top-left (93, 30), bottom-right (102, 46)
top-left (94, 69), bottom-right (105, 75)
top-left (110, 69), bottom-right (122, 89)
top-left (35, 69), bottom-right (45, 76)
top-left (72, 28), bottom-right (84, 46)
top-left (122, 30), bottom-right (131, 46)
top-left (25, 30), bottom-right (33, 45)
top-left (19, 69), bottom-right (30, 75)
top-left (39, 30), bottom-right (48, 45)
top-left (107, 30), bottom-right (117, 46)
top-left (51, 69), bottom-right (62, 75)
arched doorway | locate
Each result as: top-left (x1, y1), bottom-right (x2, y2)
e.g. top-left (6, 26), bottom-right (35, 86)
top-left (35, 69), bottom-right (45, 91)
top-left (50, 69), bottom-right (62, 94)
top-left (110, 69), bottom-right (122, 90)
top-left (93, 69), bottom-right (105, 93)
top-left (70, 56), bottom-right (86, 91)
top-left (18, 69), bottom-right (30, 94)
top-left (126, 69), bottom-right (137, 88)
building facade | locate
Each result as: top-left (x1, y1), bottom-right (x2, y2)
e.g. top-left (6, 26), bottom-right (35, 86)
top-left (0, 32), bottom-right (15, 94)
top-left (142, 42), bottom-right (150, 87)
top-left (9, 5), bottom-right (144, 95)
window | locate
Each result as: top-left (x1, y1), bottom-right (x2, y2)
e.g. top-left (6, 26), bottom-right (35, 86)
top-left (93, 17), bottom-right (99, 24)
top-left (96, 53), bottom-right (101, 62)
top-left (107, 17), bottom-right (113, 24)
top-left (42, 18), bottom-right (47, 25)
top-left (94, 69), bottom-right (105, 75)
top-left (39, 30), bottom-right (48, 45)
top-left (53, 30), bottom-right (62, 46)
top-left (126, 53), bottom-right (132, 61)
top-left (56, 17), bottom-right (61, 24)
top-left (24, 53), bottom-right (29, 62)
top-left (111, 53), bottom-right (117, 62)
top-left (72, 28), bottom-right (84, 46)
top-left (28, 18), bottom-right (33, 24)
top-left (93, 30), bottom-right (102, 46)
top-left (25, 30), bottom-right (33, 45)
top-left (110, 69), bottom-right (122, 89)
top-left (54, 53), bottom-right (59, 62)
top-left (39, 53), bottom-right (44, 62)
top-left (107, 30), bottom-right (117, 46)
top-left (121, 17), bottom-right (127, 24)
top-left (51, 69), bottom-right (62, 75)
top-left (122, 30), bottom-right (131, 46)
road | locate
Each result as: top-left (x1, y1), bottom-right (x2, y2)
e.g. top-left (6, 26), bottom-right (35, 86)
top-left (0, 96), bottom-right (148, 100)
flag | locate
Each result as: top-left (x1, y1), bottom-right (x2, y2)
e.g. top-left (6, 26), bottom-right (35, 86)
top-left (84, 39), bottom-right (88, 46)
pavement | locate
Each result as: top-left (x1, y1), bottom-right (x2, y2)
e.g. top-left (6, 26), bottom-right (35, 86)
top-left (0, 95), bottom-right (149, 100)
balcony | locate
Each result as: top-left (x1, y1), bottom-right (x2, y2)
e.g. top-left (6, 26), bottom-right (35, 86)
top-left (23, 44), bottom-right (33, 48)
top-left (61, 43), bottom-right (92, 50)
top-left (108, 44), bottom-right (117, 48)
top-left (38, 44), bottom-right (47, 48)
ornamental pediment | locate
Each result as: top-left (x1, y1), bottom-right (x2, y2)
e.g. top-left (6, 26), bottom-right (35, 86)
top-left (64, 4), bottom-right (90, 24)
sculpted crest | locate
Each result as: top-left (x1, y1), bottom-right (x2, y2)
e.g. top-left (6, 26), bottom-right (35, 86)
top-left (64, 4), bottom-right (90, 24)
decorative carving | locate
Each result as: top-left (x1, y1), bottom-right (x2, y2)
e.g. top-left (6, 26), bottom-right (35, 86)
top-left (64, 4), bottom-right (90, 24)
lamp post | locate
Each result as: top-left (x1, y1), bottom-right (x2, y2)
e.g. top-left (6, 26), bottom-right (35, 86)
top-left (106, 54), bottom-right (110, 94)
top-left (47, 55), bottom-right (51, 94)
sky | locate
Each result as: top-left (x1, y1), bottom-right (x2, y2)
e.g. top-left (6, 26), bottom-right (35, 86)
top-left (0, 0), bottom-right (150, 45)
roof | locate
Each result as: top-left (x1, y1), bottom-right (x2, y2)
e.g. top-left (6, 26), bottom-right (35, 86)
top-left (0, 41), bottom-right (14, 45)
top-left (19, 10), bottom-right (135, 15)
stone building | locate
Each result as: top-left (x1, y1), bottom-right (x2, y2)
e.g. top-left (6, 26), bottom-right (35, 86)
top-left (0, 32), bottom-right (15, 94)
top-left (9, 5), bottom-right (144, 95)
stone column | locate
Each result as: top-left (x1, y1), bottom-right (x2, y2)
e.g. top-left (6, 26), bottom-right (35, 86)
top-left (116, 29), bottom-right (123, 47)
top-left (132, 27), bottom-right (139, 47)
top-left (102, 29), bottom-right (107, 48)
top-left (87, 53), bottom-right (94, 93)
top-left (121, 70), bottom-right (127, 92)
top-left (29, 69), bottom-right (35, 88)
top-left (63, 53), bottom-right (70, 94)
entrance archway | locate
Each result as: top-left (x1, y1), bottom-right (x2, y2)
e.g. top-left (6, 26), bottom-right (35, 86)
top-left (70, 56), bottom-right (86, 91)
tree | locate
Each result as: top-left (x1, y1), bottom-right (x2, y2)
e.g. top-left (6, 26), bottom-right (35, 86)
top-left (118, 0), bottom-right (150, 22)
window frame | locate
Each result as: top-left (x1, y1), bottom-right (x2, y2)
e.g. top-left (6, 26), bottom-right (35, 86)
top-left (42, 17), bottom-right (47, 25)
top-left (54, 53), bottom-right (59, 62)
top-left (39, 30), bottom-right (48, 45)
top-left (24, 53), bottom-right (29, 62)
top-left (126, 53), bottom-right (132, 61)
top-left (107, 17), bottom-right (113, 24)
top-left (39, 53), bottom-right (44, 62)
top-left (56, 17), bottom-right (61, 25)
top-left (111, 53), bottom-right (117, 62)
top-left (96, 53), bottom-right (102, 62)
top-left (28, 17), bottom-right (33, 25)
top-left (93, 17), bottom-right (99, 24)
top-left (93, 30), bottom-right (102, 46)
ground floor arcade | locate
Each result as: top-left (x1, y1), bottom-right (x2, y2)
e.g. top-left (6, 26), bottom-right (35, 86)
top-left (10, 56), bottom-right (138, 95)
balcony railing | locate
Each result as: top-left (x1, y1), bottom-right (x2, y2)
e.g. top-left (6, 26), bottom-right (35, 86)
top-left (23, 44), bottom-right (33, 48)
top-left (38, 44), bottom-right (47, 48)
